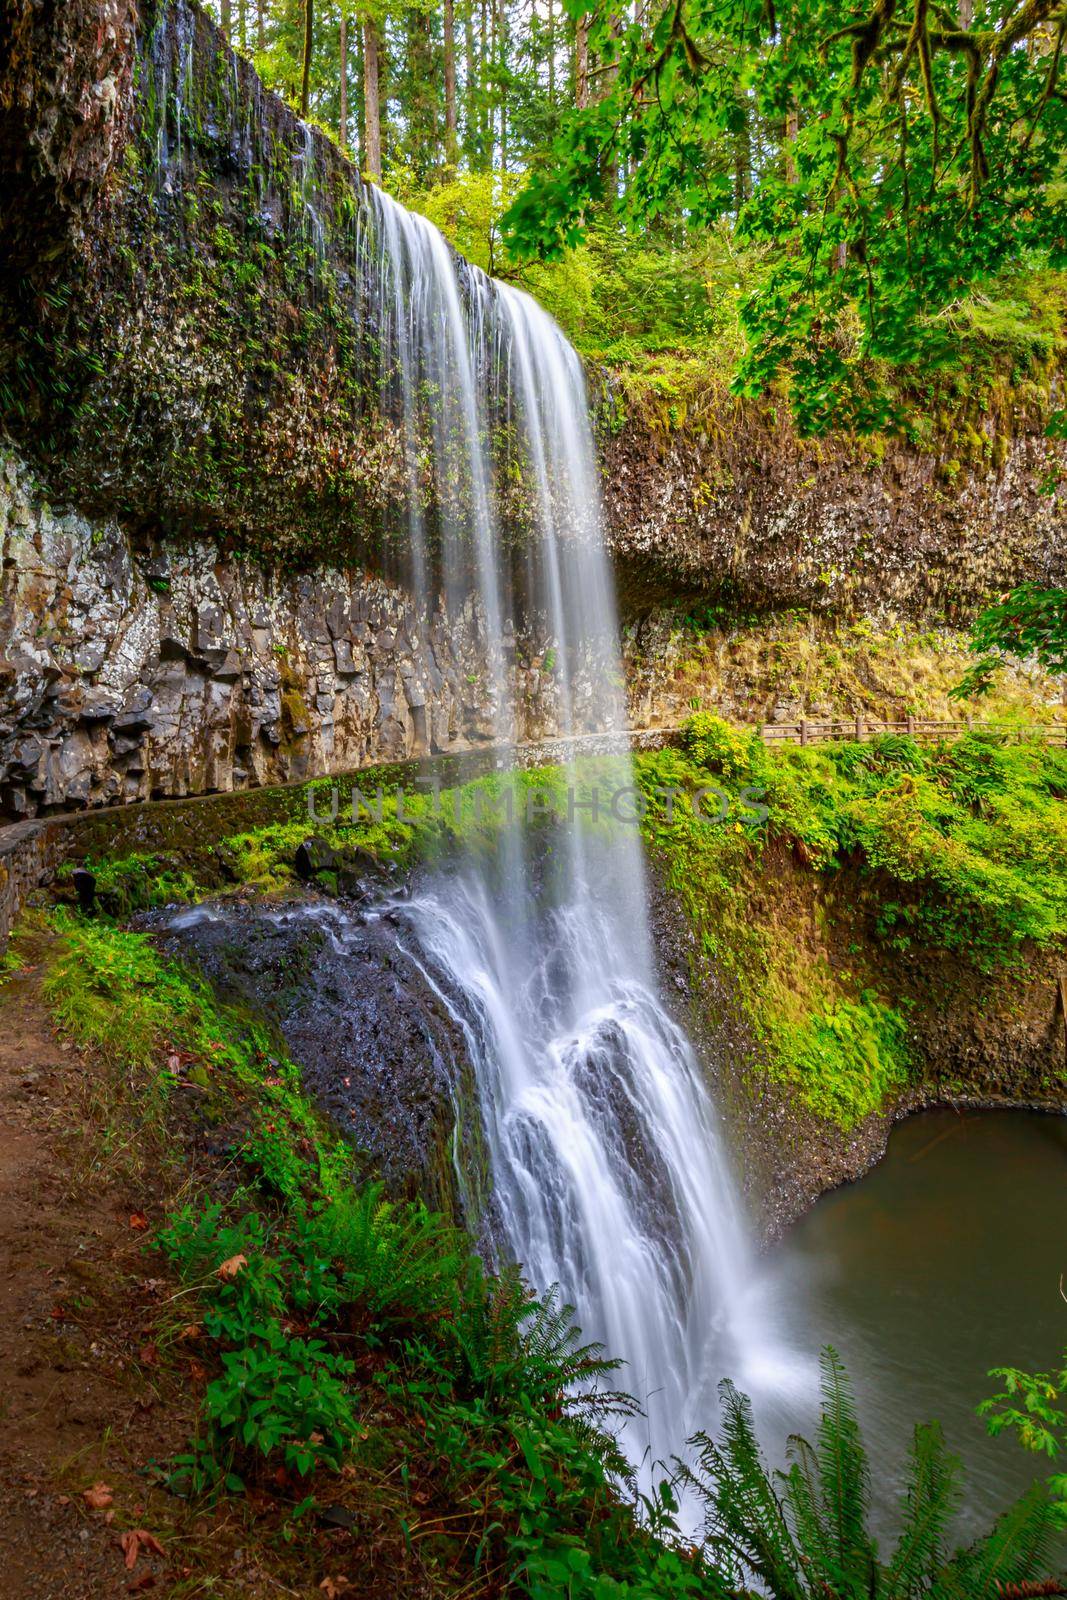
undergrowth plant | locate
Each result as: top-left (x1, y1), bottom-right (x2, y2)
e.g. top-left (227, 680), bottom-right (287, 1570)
top-left (635, 719), bottom-right (1067, 1126)
top-left (684, 1350), bottom-right (1064, 1599)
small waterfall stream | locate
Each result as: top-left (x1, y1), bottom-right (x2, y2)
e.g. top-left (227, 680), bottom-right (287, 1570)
top-left (139, 9), bottom-right (785, 1461)
top-left (361, 188), bottom-right (777, 1469)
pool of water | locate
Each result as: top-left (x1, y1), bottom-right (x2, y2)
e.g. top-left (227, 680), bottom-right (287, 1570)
top-left (756, 1109), bottom-right (1067, 1544)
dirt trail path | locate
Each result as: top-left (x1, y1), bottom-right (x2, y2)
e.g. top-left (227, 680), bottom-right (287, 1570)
top-left (0, 962), bottom-right (180, 1597)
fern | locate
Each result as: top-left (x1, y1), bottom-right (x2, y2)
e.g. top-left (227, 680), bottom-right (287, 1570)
top-left (682, 1349), bottom-right (1065, 1600)
top-left (883, 1423), bottom-right (961, 1598)
top-left (814, 1347), bottom-right (876, 1587)
top-left (933, 1486), bottom-right (1065, 1599)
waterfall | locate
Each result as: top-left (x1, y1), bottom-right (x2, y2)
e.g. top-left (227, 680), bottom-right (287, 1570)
top-left (359, 186), bottom-right (777, 1473)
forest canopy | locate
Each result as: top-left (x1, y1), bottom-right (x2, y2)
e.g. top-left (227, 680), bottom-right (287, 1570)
top-left (203, 0), bottom-right (1067, 430)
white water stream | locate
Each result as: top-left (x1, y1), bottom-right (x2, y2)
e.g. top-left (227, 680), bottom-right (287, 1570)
top-left (365, 189), bottom-right (793, 1473)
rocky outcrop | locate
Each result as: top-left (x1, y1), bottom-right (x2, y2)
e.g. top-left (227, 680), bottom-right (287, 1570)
top-left (0, 0), bottom-right (1064, 818)
top-left (601, 392), bottom-right (1067, 617)
top-left (1, 0), bottom-right (1063, 612)
top-left (0, 446), bottom-right (577, 816)
top-left (0, 0), bottom-right (137, 271)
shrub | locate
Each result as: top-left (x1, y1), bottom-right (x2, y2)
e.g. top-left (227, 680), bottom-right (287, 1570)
top-left (681, 713), bottom-right (762, 781)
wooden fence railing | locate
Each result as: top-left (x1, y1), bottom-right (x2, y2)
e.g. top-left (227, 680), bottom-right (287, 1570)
top-left (758, 716), bottom-right (1067, 747)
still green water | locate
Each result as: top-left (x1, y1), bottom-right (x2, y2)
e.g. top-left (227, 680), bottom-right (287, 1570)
top-left (765, 1109), bottom-right (1067, 1542)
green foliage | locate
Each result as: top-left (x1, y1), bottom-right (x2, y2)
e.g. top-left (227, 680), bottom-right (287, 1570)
top-left (58, 852), bottom-right (200, 917)
top-left (685, 1348), bottom-right (1063, 1598)
top-left (635, 723), bottom-right (1067, 1125)
top-left (756, 729), bottom-right (1067, 964)
top-left (157, 1194), bottom-right (721, 1597)
top-left (952, 584), bottom-right (1067, 700)
top-left (41, 914), bottom-right (348, 1200)
top-left (396, 169), bottom-right (746, 384)
top-left (681, 712), bottom-right (763, 781)
top-left (503, 0), bottom-right (1067, 430)
top-left (982, 1354), bottom-right (1067, 1518)
top-left (773, 995), bottom-right (910, 1128)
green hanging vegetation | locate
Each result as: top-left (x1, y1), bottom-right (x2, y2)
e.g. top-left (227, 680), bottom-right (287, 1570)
top-left (632, 717), bottom-right (1067, 1123)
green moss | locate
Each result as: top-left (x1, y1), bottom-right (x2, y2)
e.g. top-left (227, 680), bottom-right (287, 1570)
top-left (40, 912), bottom-right (349, 1202)
top-left (634, 719), bottom-right (1067, 1127)
top-left (57, 852), bottom-right (200, 916)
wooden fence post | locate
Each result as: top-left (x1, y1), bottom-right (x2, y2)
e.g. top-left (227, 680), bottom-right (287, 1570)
top-left (854, 714), bottom-right (863, 742)
top-left (800, 719), bottom-right (808, 747)
top-left (906, 714), bottom-right (915, 737)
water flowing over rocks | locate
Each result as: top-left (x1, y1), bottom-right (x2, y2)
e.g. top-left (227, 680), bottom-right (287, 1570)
top-left (155, 893), bottom-right (491, 1226)
top-left (0, 0), bottom-right (1064, 816)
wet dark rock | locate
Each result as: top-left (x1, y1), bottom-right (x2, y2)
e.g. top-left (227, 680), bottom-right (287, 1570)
top-left (156, 894), bottom-right (479, 1220)
top-left (294, 837), bottom-right (338, 881)
top-left (71, 867), bottom-right (96, 911)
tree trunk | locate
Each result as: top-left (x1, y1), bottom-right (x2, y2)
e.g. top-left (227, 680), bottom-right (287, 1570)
top-left (547, 0), bottom-right (555, 101)
top-left (464, 0), bottom-right (477, 158)
top-left (339, 9), bottom-right (348, 153)
top-left (237, 0), bottom-right (247, 51)
top-left (600, 8), bottom-right (623, 195)
top-left (444, 0), bottom-right (458, 166)
top-left (483, 0), bottom-right (489, 159)
top-left (256, 0), bottom-right (266, 50)
top-left (363, 15), bottom-right (382, 178)
top-left (220, 0), bottom-right (231, 40)
top-left (300, 0), bottom-right (313, 116)
top-left (733, 92), bottom-right (752, 210)
top-left (575, 16), bottom-right (589, 108)
top-left (784, 100), bottom-right (799, 182)
top-left (498, 0), bottom-right (507, 172)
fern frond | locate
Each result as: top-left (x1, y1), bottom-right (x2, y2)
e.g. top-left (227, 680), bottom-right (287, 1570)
top-left (884, 1422), bottom-right (961, 1599)
top-left (780, 1434), bottom-right (837, 1589)
top-left (685, 1381), bottom-right (808, 1599)
top-left (815, 1347), bottom-right (876, 1587)
top-left (934, 1484), bottom-right (1062, 1599)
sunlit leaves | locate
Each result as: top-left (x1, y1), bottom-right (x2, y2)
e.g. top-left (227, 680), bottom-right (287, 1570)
top-left (503, 0), bottom-right (1067, 429)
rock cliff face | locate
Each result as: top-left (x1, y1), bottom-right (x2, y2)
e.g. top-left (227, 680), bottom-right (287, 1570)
top-left (0, 448), bottom-right (576, 815)
top-left (0, 0), bottom-right (1064, 818)
top-left (602, 397), bottom-right (1067, 617)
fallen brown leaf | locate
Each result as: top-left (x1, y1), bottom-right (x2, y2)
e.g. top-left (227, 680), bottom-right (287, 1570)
top-left (83, 1482), bottom-right (113, 1510)
top-left (138, 1343), bottom-right (159, 1366)
top-left (128, 1213), bottom-right (149, 1231)
top-left (319, 1580), bottom-right (353, 1599)
top-left (120, 1529), bottom-right (165, 1571)
top-left (215, 1253), bottom-right (247, 1280)
top-left (177, 1323), bottom-right (201, 1342)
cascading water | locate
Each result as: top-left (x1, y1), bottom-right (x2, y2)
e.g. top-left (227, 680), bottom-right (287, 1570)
top-left (361, 186), bottom-right (780, 1471)
top-left (141, 2), bottom-right (792, 1466)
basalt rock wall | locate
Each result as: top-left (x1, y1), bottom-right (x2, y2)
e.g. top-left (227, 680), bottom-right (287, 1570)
top-left (601, 395), bottom-right (1067, 618)
top-left (0, 445), bottom-right (579, 816)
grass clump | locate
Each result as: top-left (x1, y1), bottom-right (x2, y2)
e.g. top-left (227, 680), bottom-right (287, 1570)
top-left (41, 912), bottom-right (348, 1201)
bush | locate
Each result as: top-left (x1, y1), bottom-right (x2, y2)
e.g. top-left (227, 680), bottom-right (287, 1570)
top-left (681, 713), bottom-right (762, 780)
